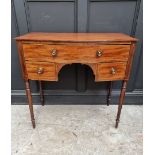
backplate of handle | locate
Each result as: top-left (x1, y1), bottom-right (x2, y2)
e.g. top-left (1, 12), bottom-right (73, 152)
top-left (51, 49), bottom-right (57, 57)
top-left (96, 50), bottom-right (103, 57)
top-left (111, 67), bottom-right (116, 75)
top-left (37, 67), bottom-right (44, 74)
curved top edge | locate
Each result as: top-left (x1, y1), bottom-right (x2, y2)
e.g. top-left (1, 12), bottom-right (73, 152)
top-left (15, 32), bottom-right (138, 42)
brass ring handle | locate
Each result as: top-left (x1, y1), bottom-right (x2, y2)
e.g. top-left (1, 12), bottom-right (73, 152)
top-left (96, 50), bottom-right (103, 57)
top-left (111, 67), bottom-right (116, 75)
top-left (51, 49), bottom-right (57, 57)
top-left (37, 67), bottom-right (44, 74)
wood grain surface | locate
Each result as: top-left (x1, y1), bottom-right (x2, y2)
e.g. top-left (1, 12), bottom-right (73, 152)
top-left (23, 43), bottom-right (130, 63)
top-left (97, 62), bottom-right (127, 81)
top-left (25, 62), bottom-right (56, 81)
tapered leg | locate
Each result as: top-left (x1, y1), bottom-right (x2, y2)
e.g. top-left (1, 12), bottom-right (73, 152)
top-left (115, 80), bottom-right (127, 128)
top-left (107, 81), bottom-right (112, 106)
top-left (25, 80), bottom-right (35, 128)
top-left (39, 81), bottom-right (44, 106)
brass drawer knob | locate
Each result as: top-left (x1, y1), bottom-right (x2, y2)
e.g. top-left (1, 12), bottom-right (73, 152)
top-left (37, 67), bottom-right (44, 74)
top-left (96, 50), bottom-right (103, 57)
top-left (111, 67), bottom-right (116, 75)
top-left (51, 49), bottom-right (57, 57)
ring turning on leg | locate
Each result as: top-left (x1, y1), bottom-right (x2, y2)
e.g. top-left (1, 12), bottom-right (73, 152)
top-left (39, 81), bottom-right (44, 106)
top-left (107, 81), bottom-right (112, 106)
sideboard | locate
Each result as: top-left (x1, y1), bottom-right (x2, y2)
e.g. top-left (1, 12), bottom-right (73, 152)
top-left (15, 33), bottom-right (137, 128)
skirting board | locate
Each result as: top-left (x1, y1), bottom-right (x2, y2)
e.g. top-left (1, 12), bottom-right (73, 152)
top-left (11, 89), bottom-right (143, 105)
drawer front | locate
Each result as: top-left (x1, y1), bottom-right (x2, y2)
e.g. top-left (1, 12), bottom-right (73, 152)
top-left (97, 62), bottom-right (127, 81)
top-left (23, 44), bottom-right (130, 63)
top-left (25, 62), bottom-right (56, 81)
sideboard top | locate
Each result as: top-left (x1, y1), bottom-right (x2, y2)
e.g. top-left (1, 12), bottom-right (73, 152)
top-left (15, 32), bottom-right (138, 42)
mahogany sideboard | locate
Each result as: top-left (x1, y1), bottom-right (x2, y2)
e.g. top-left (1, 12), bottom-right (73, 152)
top-left (15, 33), bottom-right (138, 128)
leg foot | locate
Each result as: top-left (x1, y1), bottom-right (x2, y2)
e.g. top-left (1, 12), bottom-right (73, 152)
top-left (115, 80), bottom-right (127, 128)
top-left (25, 80), bottom-right (36, 128)
top-left (32, 119), bottom-right (36, 128)
top-left (115, 120), bottom-right (119, 128)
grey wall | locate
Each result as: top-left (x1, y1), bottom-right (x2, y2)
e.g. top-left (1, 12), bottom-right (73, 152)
top-left (11, 0), bottom-right (143, 105)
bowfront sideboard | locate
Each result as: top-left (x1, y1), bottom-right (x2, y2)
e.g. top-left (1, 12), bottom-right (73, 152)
top-left (15, 33), bottom-right (137, 128)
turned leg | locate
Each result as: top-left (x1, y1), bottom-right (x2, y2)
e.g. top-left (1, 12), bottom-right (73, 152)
top-left (39, 81), bottom-right (44, 106)
top-left (25, 80), bottom-right (35, 128)
top-left (107, 81), bottom-right (112, 106)
top-left (115, 80), bottom-right (127, 128)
